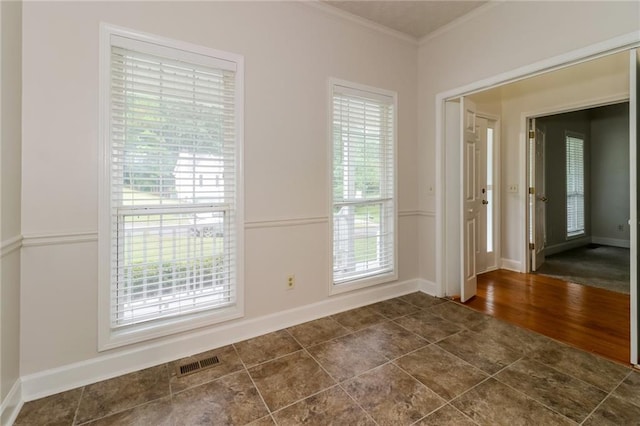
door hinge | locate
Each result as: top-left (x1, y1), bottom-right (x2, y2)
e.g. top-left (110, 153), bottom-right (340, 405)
top-left (529, 187), bottom-right (535, 195)
top-left (528, 130), bottom-right (535, 139)
top-left (529, 243), bottom-right (535, 250)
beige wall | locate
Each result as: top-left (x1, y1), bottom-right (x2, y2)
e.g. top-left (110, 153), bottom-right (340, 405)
top-left (419, 1), bottom-right (639, 281)
top-left (1, 0), bottom-right (22, 419)
top-left (20, 1), bottom-right (419, 376)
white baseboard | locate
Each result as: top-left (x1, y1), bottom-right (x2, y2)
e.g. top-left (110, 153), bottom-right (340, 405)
top-left (1, 378), bottom-right (23, 426)
top-left (544, 237), bottom-right (591, 256)
top-left (591, 237), bottom-right (630, 249)
top-left (500, 258), bottom-right (522, 272)
top-left (417, 279), bottom-right (439, 297)
top-left (21, 278), bottom-right (420, 403)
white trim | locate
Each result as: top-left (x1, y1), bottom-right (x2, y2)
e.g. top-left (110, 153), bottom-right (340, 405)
top-left (629, 49), bottom-right (638, 366)
top-left (521, 93), bottom-right (630, 273)
top-left (21, 232), bottom-right (97, 248)
top-left (500, 258), bottom-right (522, 273)
top-left (544, 236), bottom-right (591, 257)
top-left (419, 1), bottom-right (501, 45)
top-left (0, 379), bottom-right (23, 426)
top-left (590, 237), bottom-right (630, 249)
top-left (302, 1), bottom-right (418, 45)
top-left (435, 31), bottom-right (640, 298)
top-left (417, 278), bottom-right (439, 297)
top-left (20, 278), bottom-right (419, 402)
top-left (0, 235), bottom-right (22, 257)
top-left (245, 216), bottom-right (328, 229)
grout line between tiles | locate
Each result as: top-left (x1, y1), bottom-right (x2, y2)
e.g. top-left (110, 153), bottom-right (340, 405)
top-left (578, 370), bottom-right (633, 425)
top-left (233, 344), bottom-right (273, 419)
top-left (71, 386), bottom-right (85, 426)
top-left (492, 371), bottom-right (582, 425)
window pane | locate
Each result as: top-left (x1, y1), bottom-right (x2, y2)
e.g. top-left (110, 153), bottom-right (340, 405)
top-left (566, 135), bottom-right (585, 237)
top-left (110, 44), bottom-right (237, 327)
top-left (332, 84), bottom-right (395, 285)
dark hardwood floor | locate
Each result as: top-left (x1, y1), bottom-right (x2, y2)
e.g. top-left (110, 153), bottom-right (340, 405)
top-left (459, 269), bottom-right (630, 365)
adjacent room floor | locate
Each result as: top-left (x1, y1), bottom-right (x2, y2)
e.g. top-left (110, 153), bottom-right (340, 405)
top-left (15, 292), bottom-right (640, 425)
top-left (535, 244), bottom-right (630, 294)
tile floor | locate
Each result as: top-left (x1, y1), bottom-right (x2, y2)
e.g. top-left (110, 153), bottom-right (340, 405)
top-left (14, 293), bottom-right (640, 425)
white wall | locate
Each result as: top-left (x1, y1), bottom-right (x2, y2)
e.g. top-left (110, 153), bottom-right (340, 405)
top-left (1, 0), bottom-right (22, 422)
top-left (20, 1), bottom-right (418, 379)
top-left (418, 1), bottom-right (639, 283)
top-left (591, 102), bottom-right (631, 245)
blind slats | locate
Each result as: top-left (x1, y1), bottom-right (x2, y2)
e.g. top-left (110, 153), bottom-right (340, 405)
top-left (566, 135), bottom-right (585, 237)
top-left (110, 42), bottom-right (237, 328)
top-left (332, 85), bottom-right (395, 285)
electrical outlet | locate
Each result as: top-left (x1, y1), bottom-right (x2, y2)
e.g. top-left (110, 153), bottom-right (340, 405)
top-left (507, 184), bottom-right (518, 193)
top-left (287, 275), bottom-right (295, 290)
top-left (618, 224), bottom-right (624, 232)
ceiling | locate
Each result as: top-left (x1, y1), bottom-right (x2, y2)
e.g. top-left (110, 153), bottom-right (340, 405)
top-left (323, 0), bottom-right (488, 39)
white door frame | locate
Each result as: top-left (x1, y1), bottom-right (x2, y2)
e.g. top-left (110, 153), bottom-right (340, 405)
top-left (435, 32), bottom-right (640, 360)
top-left (520, 96), bottom-right (629, 273)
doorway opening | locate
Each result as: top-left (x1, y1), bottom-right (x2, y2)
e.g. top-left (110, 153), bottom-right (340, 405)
top-left (527, 103), bottom-right (631, 295)
top-left (439, 45), bottom-right (639, 365)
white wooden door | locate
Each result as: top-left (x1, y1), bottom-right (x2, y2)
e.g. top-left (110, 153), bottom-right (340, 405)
top-left (630, 48), bottom-right (639, 366)
top-left (531, 120), bottom-right (547, 271)
top-left (461, 98), bottom-right (479, 302)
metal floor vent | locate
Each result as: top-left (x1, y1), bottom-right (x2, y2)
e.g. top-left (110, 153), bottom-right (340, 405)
top-left (177, 355), bottom-right (220, 377)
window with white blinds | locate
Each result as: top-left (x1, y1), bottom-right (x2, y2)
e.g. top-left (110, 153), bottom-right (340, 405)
top-left (566, 133), bottom-right (585, 238)
top-left (99, 27), bottom-right (243, 346)
top-left (331, 81), bottom-right (396, 289)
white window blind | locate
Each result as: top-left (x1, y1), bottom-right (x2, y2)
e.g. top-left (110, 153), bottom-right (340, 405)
top-left (109, 38), bottom-right (238, 328)
top-left (566, 134), bottom-right (585, 238)
top-left (332, 83), bottom-right (395, 286)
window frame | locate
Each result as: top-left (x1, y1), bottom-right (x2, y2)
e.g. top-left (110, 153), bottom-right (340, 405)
top-left (565, 131), bottom-right (585, 239)
top-left (327, 78), bottom-right (398, 295)
top-left (98, 24), bottom-right (244, 350)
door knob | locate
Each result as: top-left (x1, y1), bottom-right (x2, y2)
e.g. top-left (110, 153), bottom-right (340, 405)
top-left (537, 195), bottom-right (548, 202)
top-left (482, 200), bottom-right (489, 205)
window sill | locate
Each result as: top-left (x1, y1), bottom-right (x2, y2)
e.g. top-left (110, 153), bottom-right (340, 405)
top-left (330, 271), bottom-right (398, 296)
top-left (98, 303), bottom-right (243, 351)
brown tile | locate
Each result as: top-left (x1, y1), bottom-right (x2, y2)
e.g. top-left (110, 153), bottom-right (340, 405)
top-left (331, 306), bottom-right (387, 331)
top-left (272, 386), bottom-right (375, 426)
top-left (470, 317), bottom-right (548, 355)
top-left (395, 345), bottom-right (488, 400)
top-left (247, 415), bottom-right (276, 425)
top-left (436, 330), bottom-right (522, 374)
top-left (531, 339), bottom-right (631, 392)
top-left (355, 321), bottom-right (427, 359)
top-left (394, 310), bottom-right (463, 342)
top-left (234, 329), bottom-right (301, 367)
top-left (14, 388), bottom-right (82, 426)
top-left (307, 333), bottom-right (388, 382)
top-left (248, 350), bottom-right (335, 411)
top-left (452, 378), bottom-right (574, 426)
top-left (81, 397), bottom-right (173, 425)
top-left (399, 292), bottom-right (447, 309)
top-left (172, 370), bottom-right (268, 425)
top-left (429, 302), bottom-right (489, 329)
top-left (287, 317), bottom-right (349, 347)
top-left (169, 345), bottom-right (244, 393)
top-left (75, 364), bottom-right (170, 424)
top-left (495, 358), bottom-right (606, 423)
top-left (611, 370), bottom-right (640, 408)
top-left (583, 394), bottom-right (640, 426)
top-left (344, 363), bottom-right (445, 425)
top-left (415, 404), bottom-right (477, 426)
top-left (368, 297), bottom-right (420, 319)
